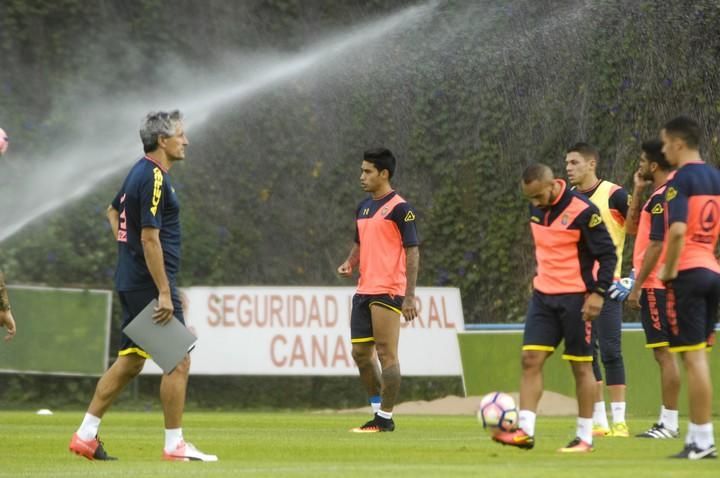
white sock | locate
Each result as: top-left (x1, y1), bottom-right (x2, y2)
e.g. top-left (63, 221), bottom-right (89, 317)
top-left (611, 402), bottom-right (626, 424)
top-left (686, 422), bottom-right (696, 446)
top-left (518, 410), bottom-right (536, 437)
top-left (577, 417), bottom-right (593, 445)
top-left (76, 413), bottom-right (101, 441)
top-left (660, 406), bottom-right (679, 431)
top-left (370, 395), bottom-right (381, 414)
top-left (164, 428), bottom-right (184, 452)
top-left (377, 410), bottom-right (392, 420)
top-left (694, 423), bottom-right (715, 449)
top-left (593, 402), bottom-right (609, 428)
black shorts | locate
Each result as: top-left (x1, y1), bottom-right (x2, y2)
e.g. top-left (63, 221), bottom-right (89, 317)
top-left (522, 290), bottom-right (593, 362)
top-left (665, 268), bottom-right (720, 352)
top-left (350, 293), bottom-right (403, 343)
top-left (640, 288), bottom-right (670, 348)
top-left (118, 286), bottom-right (185, 357)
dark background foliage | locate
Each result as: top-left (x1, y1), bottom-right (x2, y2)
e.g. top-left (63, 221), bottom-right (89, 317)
top-left (1, 0), bottom-right (719, 407)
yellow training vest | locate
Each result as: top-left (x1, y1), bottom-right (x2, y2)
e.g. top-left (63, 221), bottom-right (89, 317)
top-left (587, 180), bottom-right (626, 278)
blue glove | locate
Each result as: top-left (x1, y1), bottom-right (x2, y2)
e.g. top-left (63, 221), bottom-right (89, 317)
top-left (607, 270), bottom-right (635, 302)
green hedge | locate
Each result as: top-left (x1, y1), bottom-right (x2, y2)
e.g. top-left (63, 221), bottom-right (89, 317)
top-left (2, 0), bottom-right (720, 328)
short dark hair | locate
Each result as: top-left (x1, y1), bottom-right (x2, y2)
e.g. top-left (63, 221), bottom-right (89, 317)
top-left (522, 163), bottom-right (553, 184)
top-left (363, 147), bottom-right (396, 178)
top-left (566, 142), bottom-right (599, 162)
top-left (663, 115), bottom-right (701, 149)
top-left (641, 139), bottom-right (671, 170)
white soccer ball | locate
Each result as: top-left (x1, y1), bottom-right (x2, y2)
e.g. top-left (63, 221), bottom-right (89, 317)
top-left (477, 391), bottom-right (518, 432)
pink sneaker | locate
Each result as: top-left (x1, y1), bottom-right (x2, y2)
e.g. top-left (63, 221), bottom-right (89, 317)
top-left (162, 440), bottom-right (218, 462)
top-left (492, 429), bottom-right (535, 449)
top-left (68, 433), bottom-right (117, 461)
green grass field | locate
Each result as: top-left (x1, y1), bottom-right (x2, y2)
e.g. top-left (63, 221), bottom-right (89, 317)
top-left (0, 411), bottom-right (717, 477)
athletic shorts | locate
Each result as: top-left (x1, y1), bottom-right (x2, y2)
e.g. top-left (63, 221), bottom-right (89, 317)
top-left (522, 290), bottom-right (593, 361)
top-left (640, 288), bottom-right (670, 348)
top-left (118, 286), bottom-right (185, 358)
top-left (350, 293), bottom-right (403, 343)
top-left (665, 268), bottom-right (720, 352)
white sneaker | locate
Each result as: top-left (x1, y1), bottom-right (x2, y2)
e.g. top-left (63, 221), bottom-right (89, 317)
top-left (163, 440), bottom-right (218, 462)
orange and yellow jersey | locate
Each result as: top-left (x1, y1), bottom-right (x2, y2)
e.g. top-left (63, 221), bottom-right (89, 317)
top-left (665, 161), bottom-right (720, 273)
top-left (632, 182), bottom-right (670, 289)
top-left (355, 191), bottom-right (419, 296)
top-left (575, 180), bottom-right (629, 278)
top-left (530, 180), bottom-right (617, 295)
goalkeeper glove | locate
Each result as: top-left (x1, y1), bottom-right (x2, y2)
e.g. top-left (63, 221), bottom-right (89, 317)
top-left (607, 270), bottom-right (635, 302)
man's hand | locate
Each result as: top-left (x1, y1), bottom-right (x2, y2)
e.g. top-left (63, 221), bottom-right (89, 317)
top-left (337, 261), bottom-right (353, 278)
top-left (0, 310), bottom-right (16, 341)
top-left (153, 291), bottom-right (174, 325)
top-left (627, 285), bottom-right (642, 310)
top-left (633, 169), bottom-right (651, 190)
top-left (401, 295), bottom-right (418, 322)
top-left (582, 292), bottom-right (604, 321)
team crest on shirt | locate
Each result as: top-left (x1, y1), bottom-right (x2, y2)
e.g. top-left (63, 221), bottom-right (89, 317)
top-left (589, 213), bottom-right (603, 228)
top-left (561, 213), bottom-right (569, 225)
top-left (666, 187), bottom-right (677, 201)
top-left (651, 203), bottom-right (664, 215)
top-left (381, 206), bottom-right (389, 216)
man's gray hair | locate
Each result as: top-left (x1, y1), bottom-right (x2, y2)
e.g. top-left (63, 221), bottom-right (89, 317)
top-left (140, 110), bottom-right (183, 153)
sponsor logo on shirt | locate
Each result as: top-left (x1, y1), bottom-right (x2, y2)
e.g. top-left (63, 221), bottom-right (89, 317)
top-left (150, 168), bottom-right (163, 216)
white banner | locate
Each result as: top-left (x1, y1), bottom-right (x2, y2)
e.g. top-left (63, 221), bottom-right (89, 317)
top-left (141, 286), bottom-right (464, 376)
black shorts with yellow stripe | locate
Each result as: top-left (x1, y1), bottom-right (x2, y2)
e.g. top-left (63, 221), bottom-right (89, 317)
top-left (665, 268), bottom-right (720, 353)
top-left (351, 293), bottom-right (403, 343)
top-left (522, 290), bottom-right (593, 361)
top-left (640, 288), bottom-right (670, 348)
top-left (118, 286), bottom-right (185, 358)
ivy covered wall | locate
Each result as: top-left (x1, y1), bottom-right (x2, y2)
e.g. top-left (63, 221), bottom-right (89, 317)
top-left (2, 0), bottom-right (720, 328)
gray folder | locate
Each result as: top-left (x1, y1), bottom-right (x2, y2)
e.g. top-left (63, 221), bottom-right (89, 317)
top-left (122, 299), bottom-right (197, 374)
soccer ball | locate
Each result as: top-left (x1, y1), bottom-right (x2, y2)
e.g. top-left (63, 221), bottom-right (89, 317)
top-left (477, 391), bottom-right (518, 432)
top-left (0, 128), bottom-right (8, 156)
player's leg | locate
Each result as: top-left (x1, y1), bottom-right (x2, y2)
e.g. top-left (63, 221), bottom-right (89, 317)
top-left (349, 295), bottom-right (393, 433)
top-left (349, 294), bottom-right (382, 413)
top-left (161, 288), bottom-right (217, 461)
top-left (370, 302), bottom-right (401, 412)
top-left (637, 288), bottom-right (680, 438)
top-left (557, 294), bottom-right (594, 452)
top-left (590, 334), bottom-right (609, 436)
top-left (69, 289), bottom-right (155, 460)
top-left (596, 299), bottom-right (627, 436)
top-left (667, 270), bottom-right (717, 459)
top-left (493, 290), bottom-right (559, 449)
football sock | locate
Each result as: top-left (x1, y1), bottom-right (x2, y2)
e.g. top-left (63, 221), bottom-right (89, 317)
top-left (165, 428), bottom-right (184, 453)
top-left (660, 406), bottom-right (679, 431)
top-left (370, 395), bottom-right (381, 414)
top-left (611, 401), bottom-right (626, 424)
top-left (593, 401), bottom-right (609, 428)
top-left (694, 423), bottom-right (714, 449)
top-left (77, 413), bottom-right (101, 441)
top-left (518, 410), bottom-right (536, 437)
top-left (577, 417), bottom-right (593, 445)
top-left (377, 410), bottom-right (393, 420)
top-left (686, 422), bottom-right (697, 446)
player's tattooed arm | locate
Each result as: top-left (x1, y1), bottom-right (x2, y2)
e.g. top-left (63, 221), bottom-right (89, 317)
top-left (0, 270), bottom-right (11, 311)
top-left (401, 246), bottom-right (420, 321)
